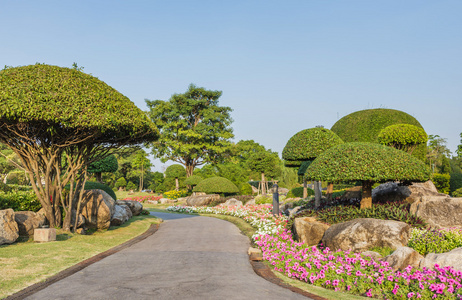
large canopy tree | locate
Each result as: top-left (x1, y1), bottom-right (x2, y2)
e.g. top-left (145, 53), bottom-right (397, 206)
top-left (305, 142), bottom-right (431, 209)
top-left (282, 127), bottom-right (344, 202)
top-left (0, 64), bottom-right (158, 231)
top-left (146, 84), bottom-right (234, 177)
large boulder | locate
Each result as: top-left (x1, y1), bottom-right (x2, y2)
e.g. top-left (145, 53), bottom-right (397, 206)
top-left (221, 198), bottom-right (243, 206)
top-left (382, 246), bottom-right (424, 271)
top-left (14, 211), bottom-right (47, 236)
top-left (420, 247), bottom-right (462, 272)
top-left (410, 196), bottom-right (462, 229)
top-left (0, 209), bottom-right (19, 245)
top-left (340, 186), bottom-right (362, 201)
top-left (111, 204), bottom-right (131, 226)
top-left (373, 180), bottom-right (443, 204)
top-left (322, 218), bottom-right (410, 253)
top-left (186, 194), bottom-right (220, 206)
top-left (116, 200), bottom-right (143, 216)
top-left (293, 217), bottom-right (330, 246)
top-left (80, 189), bottom-right (116, 230)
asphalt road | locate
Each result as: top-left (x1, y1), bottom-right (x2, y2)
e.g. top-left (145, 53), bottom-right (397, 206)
top-left (25, 211), bottom-right (312, 300)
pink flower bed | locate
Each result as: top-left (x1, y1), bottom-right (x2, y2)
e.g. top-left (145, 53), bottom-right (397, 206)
top-left (122, 195), bottom-right (162, 203)
top-left (256, 229), bottom-right (462, 299)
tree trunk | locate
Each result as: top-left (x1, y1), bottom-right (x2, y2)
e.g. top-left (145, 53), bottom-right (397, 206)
top-left (314, 181), bottom-right (321, 208)
top-left (175, 177), bottom-right (179, 191)
top-left (139, 164), bottom-right (144, 192)
top-left (95, 172), bottom-right (102, 183)
top-left (360, 180), bottom-right (373, 209)
top-left (303, 179), bottom-right (307, 199)
top-left (326, 182), bottom-right (334, 202)
top-left (186, 164), bottom-right (194, 177)
top-left (261, 172), bottom-right (266, 196)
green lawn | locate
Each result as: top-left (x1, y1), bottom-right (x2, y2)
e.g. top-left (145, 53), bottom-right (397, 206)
top-left (0, 215), bottom-right (161, 299)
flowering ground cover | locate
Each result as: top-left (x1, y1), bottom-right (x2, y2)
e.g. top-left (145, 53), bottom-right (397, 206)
top-left (167, 204), bottom-right (462, 299)
top-left (122, 195), bottom-right (162, 203)
top-left (408, 228), bottom-right (462, 256)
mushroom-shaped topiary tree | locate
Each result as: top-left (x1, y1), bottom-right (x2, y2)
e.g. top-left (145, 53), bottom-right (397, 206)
top-left (305, 142), bottom-right (431, 209)
top-left (377, 124), bottom-right (428, 157)
top-left (87, 154), bottom-right (118, 184)
top-left (246, 151), bottom-right (281, 196)
top-left (282, 127), bottom-right (344, 203)
top-left (165, 164), bottom-right (187, 191)
top-left (0, 64), bottom-right (159, 231)
top-left (331, 108), bottom-right (427, 161)
top-left (193, 176), bottom-right (239, 196)
top-left (183, 175), bottom-right (204, 191)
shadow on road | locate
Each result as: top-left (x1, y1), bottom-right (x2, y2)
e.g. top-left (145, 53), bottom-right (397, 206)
top-left (150, 211), bottom-right (199, 220)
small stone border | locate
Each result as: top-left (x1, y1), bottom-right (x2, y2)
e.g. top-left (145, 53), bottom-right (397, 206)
top-left (250, 260), bottom-right (328, 300)
top-left (5, 223), bottom-right (160, 300)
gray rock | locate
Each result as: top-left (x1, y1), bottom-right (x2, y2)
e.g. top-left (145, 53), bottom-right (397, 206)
top-left (159, 198), bottom-right (170, 204)
top-left (0, 208), bottom-right (19, 245)
top-left (382, 246), bottom-right (424, 271)
top-left (293, 217), bottom-right (329, 246)
top-left (322, 218), bottom-right (410, 253)
top-left (222, 198), bottom-right (243, 206)
top-left (146, 200), bottom-right (158, 205)
top-left (116, 200), bottom-right (143, 216)
top-left (111, 205), bottom-right (131, 226)
top-left (373, 180), bottom-right (443, 204)
top-left (14, 211), bottom-right (47, 236)
top-left (81, 189), bottom-right (116, 230)
top-left (420, 247), bottom-right (462, 272)
top-left (280, 201), bottom-right (295, 213)
top-left (410, 196), bottom-right (462, 229)
top-left (288, 206), bottom-right (302, 218)
top-left (186, 194), bottom-right (220, 206)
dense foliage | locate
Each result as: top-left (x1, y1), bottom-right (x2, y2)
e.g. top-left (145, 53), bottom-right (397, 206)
top-left (239, 182), bottom-right (253, 195)
top-left (115, 177), bottom-right (127, 189)
top-left (378, 124), bottom-right (427, 160)
top-left (453, 187), bottom-right (462, 197)
top-left (432, 173), bottom-right (451, 194)
top-left (408, 228), bottom-right (462, 256)
top-left (282, 127), bottom-right (344, 164)
top-left (146, 84), bottom-right (234, 177)
top-left (0, 64), bottom-right (158, 230)
top-left (183, 175), bottom-right (204, 186)
top-left (65, 181), bottom-right (117, 200)
top-left (165, 164), bottom-right (187, 178)
top-left (306, 142), bottom-right (431, 183)
top-left (0, 190), bottom-right (41, 212)
top-left (87, 154), bottom-right (118, 175)
top-left (193, 176), bottom-right (239, 195)
top-left (449, 173), bottom-right (462, 195)
top-left (331, 109), bottom-right (424, 143)
top-left (246, 151), bottom-right (281, 179)
top-left (287, 186), bottom-right (314, 198)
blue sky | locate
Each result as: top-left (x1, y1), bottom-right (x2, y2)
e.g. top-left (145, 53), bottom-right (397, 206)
top-left (1, 1), bottom-right (461, 172)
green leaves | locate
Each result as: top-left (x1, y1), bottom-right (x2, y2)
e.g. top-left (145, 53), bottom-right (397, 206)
top-left (306, 142), bottom-right (431, 183)
top-left (193, 176), bottom-right (239, 195)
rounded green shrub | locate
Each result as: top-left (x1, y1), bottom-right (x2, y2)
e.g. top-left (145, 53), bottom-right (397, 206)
top-left (165, 164), bottom-right (186, 178)
top-left (378, 124), bottom-right (427, 160)
top-left (0, 181), bottom-right (12, 193)
top-left (331, 109), bottom-right (424, 143)
top-left (115, 177), bottom-right (127, 189)
top-left (0, 190), bottom-right (41, 212)
top-left (453, 187), bottom-right (462, 197)
top-left (306, 142), bottom-right (431, 183)
top-left (239, 182), bottom-right (253, 195)
top-left (255, 195), bottom-right (273, 204)
top-left (193, 176), bottom-right (239, 195)
top-left (183, 175), bottom-right (204, 186)
top-left (287, 186), bottom-right (314, 198)
top-left (432, 173), bottom-right (450, 194)
top-left (282, 127), bottom-right (344, 164)
top-left (126, 181), bottom-right (137, 191)
top-left (5, 171), bottom-right (28, 185)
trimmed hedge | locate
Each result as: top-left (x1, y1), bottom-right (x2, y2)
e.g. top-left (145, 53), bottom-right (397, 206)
top-left (306, 142), bottom-right (431, 183)
top-left (298, 160), bottom-right (312, 176)
top-left (287, 186), bottom-right (314, 198)
top-left (165, 164), bottom-right (186, 178)
top-left (183, 175), bottom-right (204, 186)
top-left (0, 190), bottom-right (41, 212)
top-left (239, 182), bottom-right (253, 195)
top-left (378, 124), bottom-right (427, 161)
top-left (331, 109), bottom-right (424, 143)
top-left (282, 127), bottom-right (344, 162)
top-left (193, 176), bottom-right (239, 195)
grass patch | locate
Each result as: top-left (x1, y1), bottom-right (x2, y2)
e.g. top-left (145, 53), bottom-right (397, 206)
top-left (369, 246), bottom-right (394, 257)
top-left (114, 191), bottom-right (160, 200)
top-left (199, 213), bottom-right (256, 241)
top-left (0, 215), bottom-right (161, 299)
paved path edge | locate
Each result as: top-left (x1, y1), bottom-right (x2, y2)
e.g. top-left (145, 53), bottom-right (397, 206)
top-left (5, 223), bottom-right (160, 300)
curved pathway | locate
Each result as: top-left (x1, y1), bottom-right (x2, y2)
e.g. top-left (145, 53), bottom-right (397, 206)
top-left (25, 212), bottom-right (312, 300)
